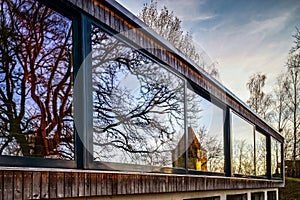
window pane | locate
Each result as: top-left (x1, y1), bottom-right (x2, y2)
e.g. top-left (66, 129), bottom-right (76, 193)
top-left (251, 192), bottom-right (264, 200)
top-left (92, 25), bottom-right (185, 170)
top-left (271, 138), bottom-right (282, 178)
top-left (231, 112), bottom-right (255, 176)
top-left (0, 0), bottom-right (74, 159)
top-left (227, 194), bottom-right (247, 200)
top-left (184, 197), bottom-right (220, 200)
top-left (187, 89), bottom-right (224, 172)
top-left (255, 131), bottom-right (267, 176)
top-left (267, 191), bottom-right (276, 200)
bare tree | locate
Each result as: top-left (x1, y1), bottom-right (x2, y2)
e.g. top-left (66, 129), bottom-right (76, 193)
top-left (255, 132), bottom-right (267, 176)
top-left (285, 43), bottom-right (300, 161)
top-left (0, 0), bottom-right (73, 159)
top-left (271, 74), bottom-right (290, 131)
top-left (138, 0), bottom-right (219, 78)
top-left (270, 74), bottom-right (293, 160)
top-left (91, 25), bottom-right (185, 166)
top-left (232, 139), bottom-right (255, 176)
top-left (246, 73), bottom-right (272, 121)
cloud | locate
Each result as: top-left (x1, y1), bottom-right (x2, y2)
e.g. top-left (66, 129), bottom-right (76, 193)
top-left (236, 13), bottom-right (289, 37)
top-left (182, 14), bottom-right (217, 22)
top-left (156, 0), bottom-right (214, 22)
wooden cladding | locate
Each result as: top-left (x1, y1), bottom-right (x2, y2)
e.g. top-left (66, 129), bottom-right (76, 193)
top-left (0, 169), bottom-right (283, 199)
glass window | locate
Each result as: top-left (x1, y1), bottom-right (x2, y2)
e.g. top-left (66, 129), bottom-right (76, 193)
top-left (267, 191), bottom-right (276, 200)
top-left (255, 131), bottom-right (267, 176)
top-left (227, 194), bottom-right (247, 200)
top-left (251, 192), bottom-right (264, 200)
top-left (231, 112), bottom-right (255, 176)
top-left (271, 138), bottom-right (282, 178)
top-left (91, 25), bottom-right (185, 170)
top-left (187, 88), bottom-right (224, 172)
top-left (184, 197), bottom-right (220, 200)
top-left (0, 0), bottom-right (74, 159)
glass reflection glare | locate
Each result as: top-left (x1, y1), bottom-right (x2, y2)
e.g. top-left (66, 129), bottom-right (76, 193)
top-left (186, 89), bottom-right (224, 173)
top-left (92, 25), bottom-right (185, 169)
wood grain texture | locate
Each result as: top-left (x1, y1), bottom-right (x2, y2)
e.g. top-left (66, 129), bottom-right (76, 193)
top-left (49, 172), bottom-right (57, 199)
top-left (3, 171), bottom-right (13, 200)
top-left (32, 172), bottom-right (41, 199)
top-left (0, 169), bottom-right (284, 199)
top-left (23, 172), bottom-right (32, 200)
top-left (41, 171), bottom-right (49, 199)
top-left (64, 172), bottom-right (72, 198)
top-left (13, 172), bottom-right (22, 200)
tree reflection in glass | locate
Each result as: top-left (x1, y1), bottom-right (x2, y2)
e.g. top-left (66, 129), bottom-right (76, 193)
top-left (271, 138), bottom-right (282, 177)
top-left (0, 0), bottom-right (74, 159)
top-left (255, 131), bottom-right (267, 176)
top-left (231, 112), bottom-right (255, 176)
top-left (91, 25), bottom-right (185, 169)
top-left (186, 89), bottom-right (224, 172)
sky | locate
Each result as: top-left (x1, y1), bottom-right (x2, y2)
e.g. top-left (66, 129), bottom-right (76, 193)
top-left (116, 0), bottom-right (300, 102)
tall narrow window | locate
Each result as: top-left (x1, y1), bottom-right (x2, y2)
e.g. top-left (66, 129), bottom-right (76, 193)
top-left (186, 88), bottom-right (224, 173)
top-left (0, 0), bottom-right (74, 159)
top-left (267, 191), bottom-right (277, 200)
top-left (91, 25), bottom-right (185, 171)
top-left (255, 131), bottom-right (267, 176)
top-left (271, 137), bottom-right (282, 178)
top-left (231, 112), bottom-right (255, 176)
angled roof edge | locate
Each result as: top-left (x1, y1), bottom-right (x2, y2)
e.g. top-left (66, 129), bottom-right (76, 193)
top-left (101, 0), bottom-right (283, 140)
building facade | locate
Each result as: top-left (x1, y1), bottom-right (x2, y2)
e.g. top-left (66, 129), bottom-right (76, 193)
top-left (0, 0), bottom-right (284, 199)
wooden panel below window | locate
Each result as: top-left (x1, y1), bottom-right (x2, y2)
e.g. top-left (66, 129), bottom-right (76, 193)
top-left (0, 168), bottom-right (283, 199)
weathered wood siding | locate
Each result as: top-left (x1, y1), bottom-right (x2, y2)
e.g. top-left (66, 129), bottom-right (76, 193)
top-left (0, 168), bottom-right (283, 199)
top-left (63, 0), bottom-right (282, 142)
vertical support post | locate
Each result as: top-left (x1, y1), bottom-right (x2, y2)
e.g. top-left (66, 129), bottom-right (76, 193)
top-left (264, 190), bottom-right (268, 200)
top-left (73, 14), bottom-right (83, 169)
top-left (184, 82), bottom-right (189, 173)
top-left (247, 192), bottom-right (251, 200)
top-left (253, 129), bottom-right (257, 176)
top-left (276, 189), bottom-right (279, 200)
top-left (224, 107), bottom-right (232, 177)
top-left (281, 142), bottom-right (285, 179)
top-left (74, 14), bottom-right (93, 169)
top-left (267, 136), bottom-right (272, 179)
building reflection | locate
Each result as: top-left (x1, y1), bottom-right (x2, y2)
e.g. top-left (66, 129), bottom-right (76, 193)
top-left (173, 127), bottom-right (207, 171)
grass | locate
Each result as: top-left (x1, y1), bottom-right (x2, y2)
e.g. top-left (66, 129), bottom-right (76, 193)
top-left (279, 177), bottom-right (300, 200)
